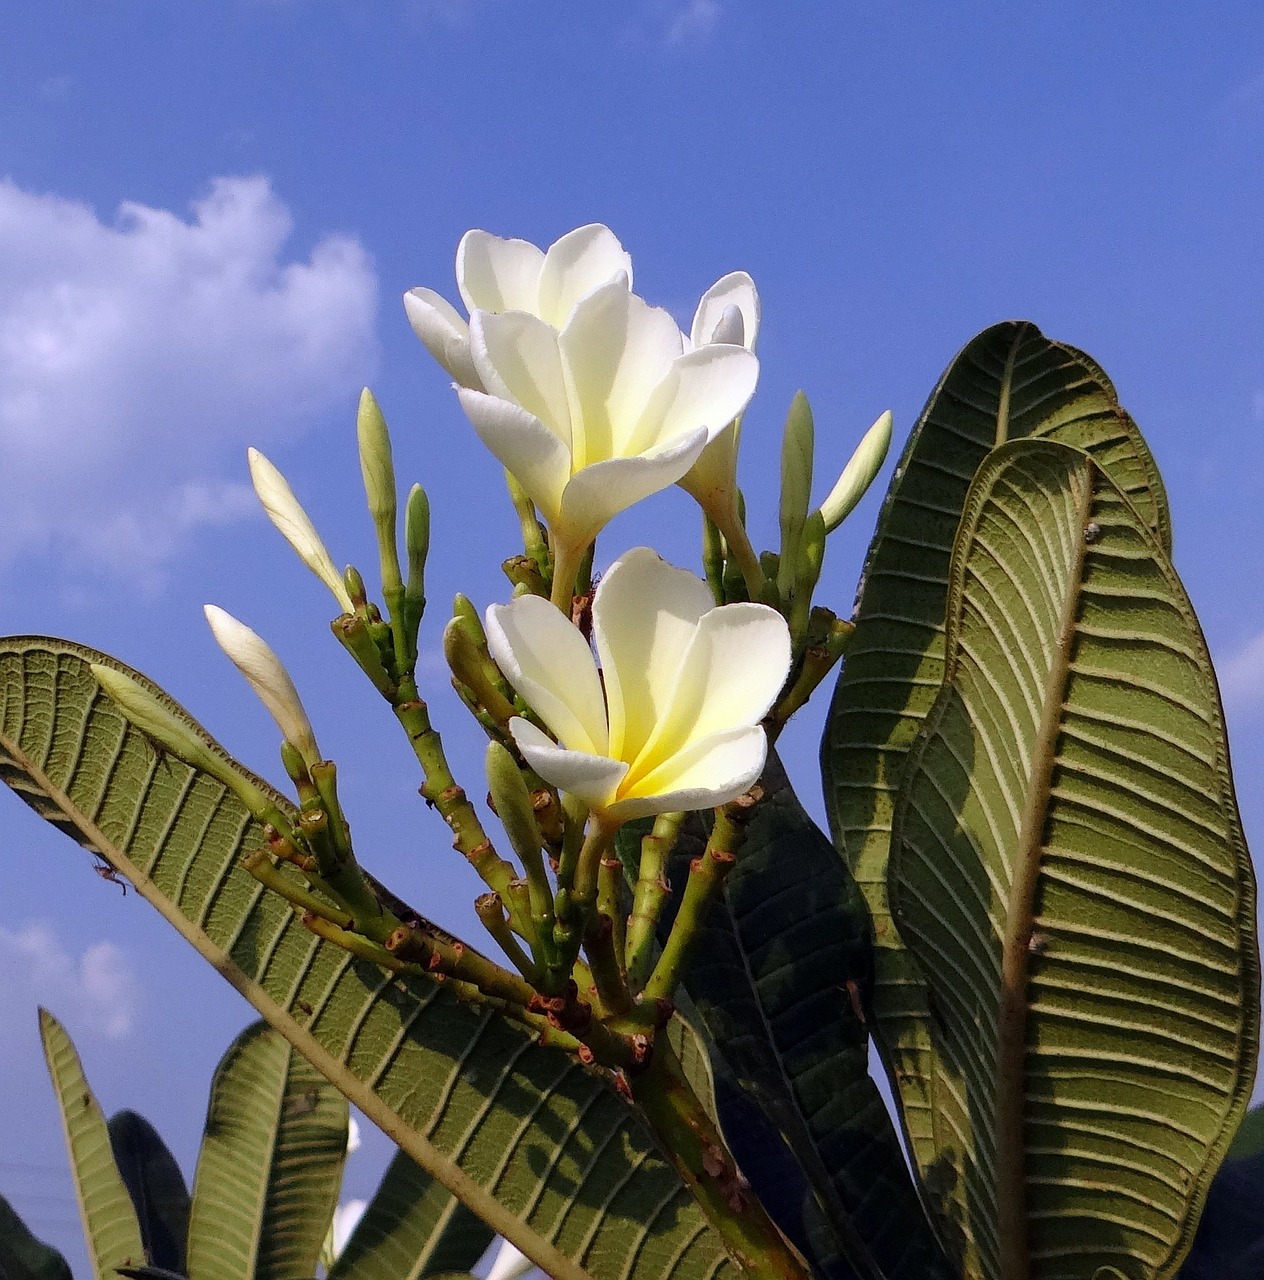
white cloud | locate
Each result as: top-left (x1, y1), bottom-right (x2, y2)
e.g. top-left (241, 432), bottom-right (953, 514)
top-left (665, 0), bottom-right (719, 46)
top-left (0, 921), bottom-right (140, 1044)
top-left (1218, 630), bottom-right (1264, 711)
top-left (0, 175), bottom-right (379, 587)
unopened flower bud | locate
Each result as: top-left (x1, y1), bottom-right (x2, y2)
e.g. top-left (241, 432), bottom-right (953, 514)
top-left (204, 605), bottom-right (322, 769)
top-left (486, 742), bottom-right (545, 869)
top-left (777, 391), bottom-right (815, 601)
top-left (818, 410), bottom-right (893, 533)
top-left (90, 664), bottom-right (269, 814)
top-left (404, 484), bottom-right (430, 606)
top-left (357, 388), bottom-right (403, 598)
top-left (248, 448), bottom-right (354, 613)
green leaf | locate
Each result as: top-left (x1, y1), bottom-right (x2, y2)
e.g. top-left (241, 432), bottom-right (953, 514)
top-left (0, 1194), bottom-right (74, 1280)
top-left (626, 754), bottom-right (951, 1280)
top-left (186, 1021), bottom-right (348, 1280)
top-left (108, 1110), bottom-right (191, 1274)
top-left (1226, 1103), bottom-right (1264, 1161)
top-left (330, 1149), bottom-right (493, 1280)
top-left (890, 440), bottom-right (1258, 1279)
top-left (0, 638), bottom-right (738, 1280)
top-left (38, 1009), bottom-right (148, 1279)
top-left (821, 320), bottom-right (1173, 1177)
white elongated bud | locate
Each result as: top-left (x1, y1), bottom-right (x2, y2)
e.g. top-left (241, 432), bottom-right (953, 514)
top-left (90, 665), bottom-right (269, 814)
top-left (248, 448), bottom-right (355, 613)
top-left (777, 391), bottom-right (815, 601)
top-left (204, 605), bottom-right (322, 769)
top-left (817, 410), bottom-right (893, 533)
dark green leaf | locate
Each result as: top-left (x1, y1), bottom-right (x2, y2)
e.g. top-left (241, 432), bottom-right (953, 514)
top-left (822, 320), bottom-right (1173, 1180)
top-left (891, 440), bottom-right (1257, 1278)
top-left (108, 1110), bottom-right (190, 1274)
top-left (0, 1194), bottom-right (74, 1280)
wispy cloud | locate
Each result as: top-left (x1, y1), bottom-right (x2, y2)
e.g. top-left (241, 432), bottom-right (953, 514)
top-left (664, 0), bottom-right (720, 46)
top-left (0, 175), bottom-right (378, 589)
top-left (1218, 629), bottom-right (1264, 712)
top-left (0, 922), bottom-right (140, 1047)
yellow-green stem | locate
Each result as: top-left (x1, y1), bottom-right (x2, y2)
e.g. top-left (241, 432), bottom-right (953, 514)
top-left (631, 1036), bottom-right (812, 1279)
top-left (626, 811), bottom-right (684, 992)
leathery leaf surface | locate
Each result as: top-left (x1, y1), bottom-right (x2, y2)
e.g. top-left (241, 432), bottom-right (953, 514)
top-left (821, 321), bottom-right (1172, 1177)
top-left (889, 440), bottom-right (1257, 1280)
top-left (0, 638), bottom-right (737, 1280)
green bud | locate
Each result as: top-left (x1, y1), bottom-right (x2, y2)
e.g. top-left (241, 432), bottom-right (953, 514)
top-left (90, 664), bottom-right (269, 815)
top-left (404, 483), bottom-right (429, 607)
top-left (443, 619), bottom-right (516, 727)
top-left (451, 593), bottom-right (487, 648)
top-left (818, 410), bottom-right (893, 533)
top-left (777, 391), bottom-right (815, 602)
top-left (344, 564), bottom-right (368, 610)
top-left (486, 742), bottom-right (545, 869)
top-left (357, 389), bottom-right (403, 598)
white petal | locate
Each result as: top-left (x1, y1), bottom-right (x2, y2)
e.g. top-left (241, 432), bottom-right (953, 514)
top-left (204, 605), bottom-right (321, 767)
top-left (691, 271), bottom-right (760, 351)
top-left (559, 282), bottom-right (684, 465)
top-left (555, 428), bottom-right (708, 551)
top-left (469, 310), bottom-right (572, 438)
top-left (630, 344), bottom-right (759, 457)
top-left (509, 718), bottom-right (627, 811)
top-left (629, 602), bottom-right (790, 783)
top-left (402, 288), bottom-right (481, 389)
top-left (485, 597), bottom-right (608, 755)
top-left (247, 449), bottom-right (354, 613)
top-left (537, 224), bottom-right (634, 328)
top-left (592, 548), bottom-right (714, 766)
top-left (457, 230), bottom-right (544, 315)
top-left (609, 725), bottom-right (767, 821)
top-left (457, 388), bottom-right (571, 527)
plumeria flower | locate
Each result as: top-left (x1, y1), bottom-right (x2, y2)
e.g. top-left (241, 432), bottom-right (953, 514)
top-left (404, 224), bottom-right (633, 389)
top-left (677, 272), bottom-right (764, 593)
top-left (460, 281), bottom-right (759, 602)
top-left (485, 547), bottom-right (791, 823)
top-left (203, 605), bottom-right (322, 769)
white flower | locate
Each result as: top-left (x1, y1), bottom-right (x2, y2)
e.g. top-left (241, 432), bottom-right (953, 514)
top-left (485, 548), bottom-right (791, 823)
top-left (203, 605), bottom-right (322, 768)
top-left (247, 448), bottom-right (354, 613)
top-left (329, 1198), bottom-right (367, 1259)
top-left (459, 281), bottom-right (759, 583)
top-left (678, 271), bottom-right (760, 530)
top-left (404, 224), bottom-right (634, 389)
top-left (486, 1238), bottom-right (535, 1280)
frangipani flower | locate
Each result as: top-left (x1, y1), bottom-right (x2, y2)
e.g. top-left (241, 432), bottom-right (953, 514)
top-left (460, 281), bottom-right (759, 597)
top-left (203, 605), bottom-right (322, 769)
top-left (678, 272), bottom-right (763, 591)
top-left (485, 547), bottom-right (791, 823)
top-left (404, 224), bottom-right (634, 389)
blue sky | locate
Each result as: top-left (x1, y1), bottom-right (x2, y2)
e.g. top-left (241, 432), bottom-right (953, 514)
top-left (4, 3), bottom-right (1264, 1270)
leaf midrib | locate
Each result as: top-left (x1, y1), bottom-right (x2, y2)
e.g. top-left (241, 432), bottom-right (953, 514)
top-left (992, 459), bottom-right (1092, 1280)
